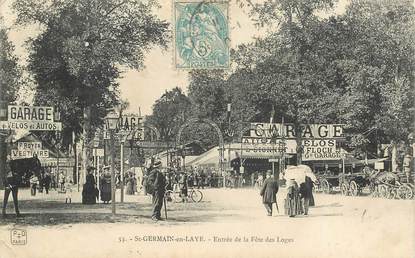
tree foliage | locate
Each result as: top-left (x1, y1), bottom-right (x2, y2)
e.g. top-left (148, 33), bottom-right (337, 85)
top-left (0, 17), bottom-right (22, 103)
top-left (14, 0), bottom-right (170, 149)
top-left (182, 0), bottom-right (414, 160)
top-left (146, 87), bottom-right (191, 142)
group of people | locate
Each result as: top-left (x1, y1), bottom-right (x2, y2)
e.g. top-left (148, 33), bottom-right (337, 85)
top-left (81, 166), bottom-right (112, 204)
top-left (260, 170), bottom-right (315, 217)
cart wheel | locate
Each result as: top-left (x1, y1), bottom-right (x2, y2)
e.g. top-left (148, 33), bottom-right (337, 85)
top-left (378, 185), bottom-right (388, 198)
top-left (321, 179), bottom-right (331, 194)
top-left (340, 183), bottom-right (349, 196)
top-left (349, 181), bottom-right (359, 196)
top-left (397, 184), bottom-right (413, 200)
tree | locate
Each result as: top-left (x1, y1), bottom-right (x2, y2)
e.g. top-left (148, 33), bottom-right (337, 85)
top-left (14, 0), bottom-right (170, 181)
top-left (0, 17), bottom-right (23, 187)
top-left (146, 87), bottom-right (191, 142)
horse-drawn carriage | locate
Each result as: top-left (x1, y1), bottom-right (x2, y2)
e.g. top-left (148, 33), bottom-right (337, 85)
top-left (316, 171), bottom-right (370, 196)
top-left (369, 170), bottom-right (414, 200)
top-left (315, 166), bottom-right (414, 200)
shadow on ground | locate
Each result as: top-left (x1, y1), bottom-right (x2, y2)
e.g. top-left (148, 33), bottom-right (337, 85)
top-left (0, 199), bottom-right (241, 226)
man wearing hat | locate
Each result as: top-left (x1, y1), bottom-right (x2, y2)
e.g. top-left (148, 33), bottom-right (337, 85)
top-left (260, 170), bottom-right (279, 216)
top-left (147, 160), bottom-right (166, 221)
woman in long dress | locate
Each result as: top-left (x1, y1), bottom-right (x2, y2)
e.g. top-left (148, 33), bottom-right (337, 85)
top-left (100, 167), bottom-right (112, 203)
top-left (284, 179), bottom-right (303, 217)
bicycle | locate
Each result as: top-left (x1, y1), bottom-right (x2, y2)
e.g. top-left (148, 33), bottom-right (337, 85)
top-left (165, 187), bottom-right (203, 203)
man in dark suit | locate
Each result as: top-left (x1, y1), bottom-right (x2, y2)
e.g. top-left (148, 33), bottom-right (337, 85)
top-left (148, 160), bottom-right (166, 221)
top-left (299, 176), bottom-right (314, 215)
top-left (260, 170), bottom-right (279, 216)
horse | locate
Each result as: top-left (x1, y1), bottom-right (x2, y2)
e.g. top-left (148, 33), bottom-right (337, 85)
top-left (2, 157), bottom-right (43, 217)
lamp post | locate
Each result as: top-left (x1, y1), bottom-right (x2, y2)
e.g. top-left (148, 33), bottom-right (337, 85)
top-left (105, 112), bottom-right (119, 215)
top-left (119, 130), bottom-right (130, 203)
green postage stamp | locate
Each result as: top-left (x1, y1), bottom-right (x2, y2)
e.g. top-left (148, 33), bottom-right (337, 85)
top-left (174, 0), bottom-right (230, 69)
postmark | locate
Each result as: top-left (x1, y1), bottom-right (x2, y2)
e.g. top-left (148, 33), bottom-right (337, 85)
top-left (174, 0), bottom-right (230, 69)
top-left (10, 228), bottom-right (27, 245)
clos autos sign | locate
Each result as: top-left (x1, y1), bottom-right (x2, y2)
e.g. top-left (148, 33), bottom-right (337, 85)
top-left (250, 123), bottom-right (345, 139)
top-left (0, 105), bottom-right (62, 131)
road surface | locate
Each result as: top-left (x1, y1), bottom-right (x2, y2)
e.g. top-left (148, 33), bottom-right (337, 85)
top-left (0, 187), bottom-right (413, 258)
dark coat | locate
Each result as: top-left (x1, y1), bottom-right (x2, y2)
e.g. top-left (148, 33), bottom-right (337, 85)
top-left (299, 176), bottom-right (315, 206)
top-left (150, 169), bottom-right (166, 196)
top-left (99, 175), bottom-right (111, 201)
top-left (260, 177), bottom-right (279, 203)
top-left (82, 184), bottom-right (99, 204)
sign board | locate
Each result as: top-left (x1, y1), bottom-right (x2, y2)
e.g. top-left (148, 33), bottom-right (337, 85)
top-left (118, 115), bottom-right (144, 131)
top-left (241, 137), bottom-right (297, 154)
top-left (269, 158), bottom-right (279, 162)
top-left (135, 141), bottom-right (174, 148)
top-left (374, 162), bottom-right (384, 170)
top-left (93, 148), bottom-right (105, 157)
top-left (11, 149), bottom-right (49, 159)
top-left (302, 139), bottom-right (340, 161)
top-left (18, 141), bottom-right (42, 150)
top-left (0, 121), bottom-right (62, 131)
top-left (8, 105), bottom-right (54, 122)
top-left (3, 105), bottom-right (62, 131)
top-left (250, 123), bottom-right (345, 139)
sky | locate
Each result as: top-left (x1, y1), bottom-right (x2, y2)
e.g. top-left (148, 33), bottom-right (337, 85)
top-left (0, 0), bottom-right (348, 116)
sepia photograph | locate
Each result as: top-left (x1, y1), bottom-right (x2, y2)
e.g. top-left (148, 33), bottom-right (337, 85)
top-left (0, 0), bottom-right (414, 258)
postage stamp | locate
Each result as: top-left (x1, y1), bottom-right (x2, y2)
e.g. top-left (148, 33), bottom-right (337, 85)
top-left (174, 0), bottom-right (230, 69)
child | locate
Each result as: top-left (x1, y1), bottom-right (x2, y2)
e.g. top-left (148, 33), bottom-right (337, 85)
top-left (65, 179), bottom-right (73, 204)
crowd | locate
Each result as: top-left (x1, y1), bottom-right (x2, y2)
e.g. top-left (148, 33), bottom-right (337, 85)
top-left (260, 169), bottom-right (316, 218)
top-left (20, 154), bottom-right (317, 221)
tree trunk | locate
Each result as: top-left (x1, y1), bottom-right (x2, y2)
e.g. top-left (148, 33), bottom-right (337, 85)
top-left (81, 106), bottom-right (91, 185)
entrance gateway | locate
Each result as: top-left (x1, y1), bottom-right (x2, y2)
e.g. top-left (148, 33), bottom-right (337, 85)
top-left (176, 118), bottom-right (224, 174)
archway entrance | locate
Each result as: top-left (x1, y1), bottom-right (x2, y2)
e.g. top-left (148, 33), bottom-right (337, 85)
top-left (176, 118), bottom-right (224, 174)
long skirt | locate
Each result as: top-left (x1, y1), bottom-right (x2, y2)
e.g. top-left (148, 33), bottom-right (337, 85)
top-left (284, 194), bottom-right (303, 217)
top-left (126, 181), bottom-right (134, 195)
top-left (100, 182), bottom-right (111, 202)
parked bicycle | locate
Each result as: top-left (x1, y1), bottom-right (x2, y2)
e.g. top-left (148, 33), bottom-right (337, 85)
top-left (165, 187), bottom-right (203, 203)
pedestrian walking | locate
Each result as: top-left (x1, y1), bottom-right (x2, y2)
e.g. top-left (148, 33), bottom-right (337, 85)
top-left (2, 155), bottom-right (20, 217)
top-left (126, 174), bottom-right (134, 195)
top-left (43, 171), bottom-right (51, 194)
top-left (65, 179), bottom-right (73, 204)
top-left (284, 179), bottom-right (303, 217)
top-left (82, 174), bottom-right (99, 204)
top-left (146, 160), bottom-right (166, 221)
top-left (30, 174), bottom-right (39, 196)
top-left (58, 172), bottom-right (65, 192)
top-left (299, 176), bottom-right (315, 215)
top-left (260, 170), bottom-right (279, 216)
top-left (99, 166), bottom-right (111, 204)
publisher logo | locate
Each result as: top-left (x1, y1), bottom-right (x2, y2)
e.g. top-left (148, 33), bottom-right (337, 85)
top-left (10, 229), bottom-right (27, 245)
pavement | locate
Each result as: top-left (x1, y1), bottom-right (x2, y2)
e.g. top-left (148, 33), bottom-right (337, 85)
top-left (0, 186), bottom-right (413, 258)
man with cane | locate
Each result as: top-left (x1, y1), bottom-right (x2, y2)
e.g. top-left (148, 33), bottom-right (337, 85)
top-left (260, 170), bottom-right (279, 216)
top-left (147, 160), bottom-right (167, 221)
